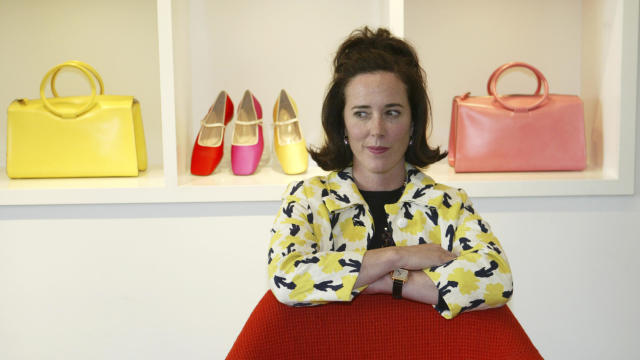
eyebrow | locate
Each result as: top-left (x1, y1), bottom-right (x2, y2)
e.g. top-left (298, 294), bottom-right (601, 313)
top-left (350, 104), bottom-right (405, 110)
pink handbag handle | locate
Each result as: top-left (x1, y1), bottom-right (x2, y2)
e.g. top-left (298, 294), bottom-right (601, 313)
top-left (488, 62), bottom-right (549, 112)
top-left (486, 65), bottom-right (542, 96)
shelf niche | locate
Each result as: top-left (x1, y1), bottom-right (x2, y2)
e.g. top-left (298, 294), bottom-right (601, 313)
top-left (0, 0), bottom-right (636, 205)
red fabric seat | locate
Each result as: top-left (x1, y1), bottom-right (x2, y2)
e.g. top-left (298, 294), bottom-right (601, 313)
top-left (227, 291), bottom-right (542, 360)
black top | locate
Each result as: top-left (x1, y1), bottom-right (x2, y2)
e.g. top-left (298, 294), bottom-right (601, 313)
top-left (360, 186), bottom-right (404, 250)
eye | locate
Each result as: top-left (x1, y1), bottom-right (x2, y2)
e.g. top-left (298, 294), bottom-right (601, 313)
top-left (386, 109), bottom-right (401, 117)
top-left (353, 111), bottom-right (369, 119)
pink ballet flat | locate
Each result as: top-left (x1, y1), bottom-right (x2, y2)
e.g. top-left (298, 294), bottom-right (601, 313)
top-left (231, 90), bottom-right (263, 175)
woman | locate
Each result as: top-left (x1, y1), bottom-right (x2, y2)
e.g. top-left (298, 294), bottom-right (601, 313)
top-left (267, 27), bottom-right (512, 319)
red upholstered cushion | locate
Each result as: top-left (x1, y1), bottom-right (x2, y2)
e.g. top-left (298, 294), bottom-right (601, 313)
top-left (226, 291), bottom-right (541, 360)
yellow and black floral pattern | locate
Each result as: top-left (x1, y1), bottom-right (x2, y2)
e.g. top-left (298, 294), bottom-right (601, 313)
top-left (268, 163), bottom-right (513, 319)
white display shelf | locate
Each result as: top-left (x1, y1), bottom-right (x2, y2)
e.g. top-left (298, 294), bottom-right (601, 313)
top-left (0, 166), bottom-right (166, 205)
top-left (0, 161), bottom-right (625, 205)
top-left (427, 163), bottom-right (621, 198)
top-left (0, 166), bottom-right (165, 191)
top-left (175, 163), bottom-right (327, 203)
top-left (0, 0), bottom-right (636, 206)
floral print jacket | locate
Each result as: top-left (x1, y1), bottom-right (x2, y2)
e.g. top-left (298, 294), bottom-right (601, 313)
top-left (268, 163), bottom-right (513, 319)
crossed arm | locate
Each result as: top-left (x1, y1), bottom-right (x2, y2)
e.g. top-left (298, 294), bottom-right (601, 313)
top-left (354, 244), bottom-right (456, 304)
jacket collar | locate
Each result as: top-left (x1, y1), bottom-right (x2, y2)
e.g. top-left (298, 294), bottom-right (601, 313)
top-left (324, 163), bottom-right (437, 213)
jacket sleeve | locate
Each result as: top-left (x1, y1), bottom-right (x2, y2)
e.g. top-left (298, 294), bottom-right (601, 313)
top-left (423, 189), bottom-right (513, 319)
top-left (268, 180), bottom-right (366, 306)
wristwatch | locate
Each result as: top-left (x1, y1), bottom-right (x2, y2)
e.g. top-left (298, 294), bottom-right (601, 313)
top-left (391, 268), bottom-right (409, 299)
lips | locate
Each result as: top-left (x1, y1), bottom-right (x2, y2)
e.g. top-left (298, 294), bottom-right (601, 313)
top-left (367, 146), bottom-right (389, 154)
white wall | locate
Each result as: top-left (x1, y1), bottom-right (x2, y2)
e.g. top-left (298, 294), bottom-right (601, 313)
top-left (0, 204), bottom-right (274, 359)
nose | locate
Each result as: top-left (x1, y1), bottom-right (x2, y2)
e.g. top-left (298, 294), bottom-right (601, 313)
top-left (369, 113), bottom-right (385, 137)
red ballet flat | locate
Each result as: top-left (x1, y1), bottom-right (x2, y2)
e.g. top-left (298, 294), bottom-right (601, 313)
top-left (190, 91), bottom-right (234, 175)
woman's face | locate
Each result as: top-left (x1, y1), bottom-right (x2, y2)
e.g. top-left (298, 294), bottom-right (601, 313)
top-left (343, 71), bottom-right (412, 188)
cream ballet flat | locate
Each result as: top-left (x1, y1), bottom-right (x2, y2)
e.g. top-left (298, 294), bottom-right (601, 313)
top-left (273, 89), bottom-right (308, 174)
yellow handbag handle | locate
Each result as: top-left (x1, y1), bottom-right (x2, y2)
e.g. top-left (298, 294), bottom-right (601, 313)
top-left (40, 61), bottom-right (98, 118)
top-left (50, 60), bottom-right (105, 97)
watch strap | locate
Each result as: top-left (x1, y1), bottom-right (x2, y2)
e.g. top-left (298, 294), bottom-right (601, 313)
top-left (392, 278), bottom-right (404, 299)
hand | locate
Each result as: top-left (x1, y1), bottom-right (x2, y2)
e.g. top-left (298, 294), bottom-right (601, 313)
top-left (396, 244), bottom-right (456, 270)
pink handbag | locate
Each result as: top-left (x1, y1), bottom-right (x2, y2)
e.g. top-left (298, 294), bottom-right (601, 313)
top-left (448, 62), bottom-right (586, 172)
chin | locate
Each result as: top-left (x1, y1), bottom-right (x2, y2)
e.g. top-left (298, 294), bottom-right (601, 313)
top-left (354, 153), bottom-right (405, 175)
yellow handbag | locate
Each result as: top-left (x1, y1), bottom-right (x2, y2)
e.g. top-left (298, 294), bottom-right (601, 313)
top-left (6, 60), bottom-right (147, 178)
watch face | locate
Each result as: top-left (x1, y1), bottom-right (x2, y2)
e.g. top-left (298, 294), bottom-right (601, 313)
top-left (392, 268), bottom-right (409, 281)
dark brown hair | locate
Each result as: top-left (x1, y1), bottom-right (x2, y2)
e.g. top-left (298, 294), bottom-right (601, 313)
top-left (309, 27), bottom-right (446, 171)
